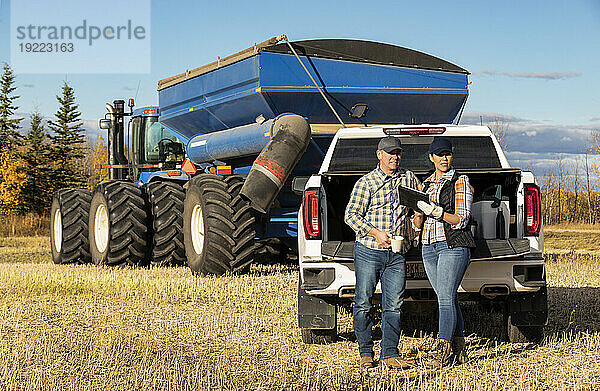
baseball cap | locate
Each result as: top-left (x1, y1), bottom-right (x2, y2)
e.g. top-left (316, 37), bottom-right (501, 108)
top-left (377, 136), bottom-right (403, 153)
top-left (428, 137), bottom-right (453, 155)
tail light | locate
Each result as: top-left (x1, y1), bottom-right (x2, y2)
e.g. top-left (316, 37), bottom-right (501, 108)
top-left (302, 188), bottom-right (321, 239)
top-left (524, 184), bottom-right (541, 236)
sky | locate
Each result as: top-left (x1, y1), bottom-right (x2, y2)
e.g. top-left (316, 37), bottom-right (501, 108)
top-left (0, 0), bottom-right (599, 174)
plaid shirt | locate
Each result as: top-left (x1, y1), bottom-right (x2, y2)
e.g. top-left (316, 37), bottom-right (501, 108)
top-left (420, 169), bottom-right (473, 245)
top-left (344, 166), bottom-right (422, 251)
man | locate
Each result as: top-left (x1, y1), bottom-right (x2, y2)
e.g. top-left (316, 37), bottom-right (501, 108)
top-left (344, 136), bottom-right (422, 369)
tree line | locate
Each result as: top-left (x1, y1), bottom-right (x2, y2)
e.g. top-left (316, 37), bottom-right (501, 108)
top-left (0, 63), bottom-right (107, 216)
top-left (539, 152), bottom-right (600, 225)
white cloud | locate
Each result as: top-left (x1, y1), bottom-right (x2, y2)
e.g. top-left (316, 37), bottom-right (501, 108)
top-left (461, 111), bottom-right (530, 125)
top-left (478, 69), bottom-right (583, 80)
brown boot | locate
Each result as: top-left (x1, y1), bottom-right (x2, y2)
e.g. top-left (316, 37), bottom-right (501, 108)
top-left (423, 339), bottom-right (452, 369)
top-left (360, 355), bottom-right (376, 368)
top-left (380, 356), bottom-right (412, 370)
top-left (451, 336), bottom-right (468, 364)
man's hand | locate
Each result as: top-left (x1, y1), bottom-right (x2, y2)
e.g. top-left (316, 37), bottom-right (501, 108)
top-left (417, 201), bottom-right (443, 219)
top-left (369, 228), bottom-right (391, 248)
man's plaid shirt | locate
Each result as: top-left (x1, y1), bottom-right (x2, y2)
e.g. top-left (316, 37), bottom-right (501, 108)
top-left (344, 166), bottom-right (422, 251)
top-left (420, 169), bottom-right (473, 245)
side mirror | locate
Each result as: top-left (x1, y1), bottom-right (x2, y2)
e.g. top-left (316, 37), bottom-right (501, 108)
top-left (99, 119), bottom-right (111, 129)
top-left (349, 103), bottom-right (368, 119)
top-left (291, 176), bottom-right (310, 195)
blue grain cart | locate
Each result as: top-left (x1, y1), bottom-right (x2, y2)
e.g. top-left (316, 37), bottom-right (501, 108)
top-left (49, 35), bottom-right (469, 275)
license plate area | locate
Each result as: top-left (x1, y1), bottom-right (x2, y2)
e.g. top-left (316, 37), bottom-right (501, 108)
top-left (407, 262), bottom-right (427, 280)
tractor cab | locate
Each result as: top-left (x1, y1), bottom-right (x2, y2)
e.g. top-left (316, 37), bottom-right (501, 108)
top-left (99, 100), bottom-right (186, 181)
top-left (128, 106), bottom-right (185, 179)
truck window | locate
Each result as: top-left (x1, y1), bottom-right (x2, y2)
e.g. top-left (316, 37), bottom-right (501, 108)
top-left (328, 136), bottom-right (502, 172)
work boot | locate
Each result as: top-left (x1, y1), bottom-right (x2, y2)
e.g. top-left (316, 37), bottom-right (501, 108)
top-left (360, 355), bottom-right (376, 368)
top-left (422, 339), bottom-right (452, 369)
top-left (451, 336), bottom-right (468, 364)
top-left (380, 356), bottom-right (411, 370)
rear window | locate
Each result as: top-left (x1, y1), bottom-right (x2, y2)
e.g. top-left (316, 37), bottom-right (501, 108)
top-left (328, 136), bottom-right (501, 172)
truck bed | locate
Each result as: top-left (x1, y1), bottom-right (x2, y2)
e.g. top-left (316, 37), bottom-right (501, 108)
top-left (321, 168), bottom-right (528, 261)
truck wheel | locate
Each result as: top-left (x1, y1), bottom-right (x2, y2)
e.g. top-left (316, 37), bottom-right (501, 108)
top-left (184, 175), bottom-right (235, 275)
top-left (89, 181), bottom-right (149, 266)
top-left (507, 315), bottom-right (544, 344)
top-left (50, 188), bottom-right (92, 264)
top-left (225, 176), bottom-right (256, 272)
top-left (145, 181), bottom-right (186, 266)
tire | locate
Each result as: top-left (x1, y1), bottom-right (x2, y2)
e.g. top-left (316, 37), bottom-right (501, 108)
top-left (89, 181), bottom-right (150, 266)
top-left (507, 315), bottom-right (544, 344)
top-left (301, 328), bottom-right (337, 344)
top-left (225, 176), bottom-right (256, 272)
top-left (184, 174), bottom-right (235, 275)
top-left (254, 238), bottom-right (288, 264)
top-left (145, 181), bottom-right (186, 266)
top-left (50, 188), bottom-right (92, 264)
top-left (183, 174), bottom-right (256, 275)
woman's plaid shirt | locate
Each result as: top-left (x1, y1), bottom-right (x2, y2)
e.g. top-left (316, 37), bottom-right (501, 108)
top-left (344, 166), bottom-right (422, 250)
top-left (420, 169), bottom-right (473, 245)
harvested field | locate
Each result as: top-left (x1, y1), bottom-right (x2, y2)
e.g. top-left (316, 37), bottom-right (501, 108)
top-left (544, 225), bottom-right (600, 253)
top-left (0, 233), bottom-right (598, 390)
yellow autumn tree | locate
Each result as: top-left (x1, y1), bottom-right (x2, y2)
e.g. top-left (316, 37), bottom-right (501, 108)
top-left (0, 148), bottom-right (27, 214)
top-left (86, 135), bottom-right (109, 189)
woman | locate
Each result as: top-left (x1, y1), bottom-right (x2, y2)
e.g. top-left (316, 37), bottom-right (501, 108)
top-left (413, 137), bottom-right (475, 368)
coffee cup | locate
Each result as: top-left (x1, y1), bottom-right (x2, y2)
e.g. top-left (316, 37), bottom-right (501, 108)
top-left (391, 235), bottom-right (404, 253)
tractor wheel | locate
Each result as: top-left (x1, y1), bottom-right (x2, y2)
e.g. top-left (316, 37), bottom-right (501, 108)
top-left (225, 175), bottom-right (256, 272)
top-left (183, 174), bottom-right (256, 275)
top-left (50, 188), bottom-right (92, 264)
top-left (89, 181), bottom-right (149, 266)
top-left (145, 181), bottom-right (186, 266)
top-left (184, 174), bottom-right (234, 275)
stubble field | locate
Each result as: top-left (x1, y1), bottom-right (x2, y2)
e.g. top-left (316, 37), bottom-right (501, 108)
top-left (0, 228), bottom-right (599, 390)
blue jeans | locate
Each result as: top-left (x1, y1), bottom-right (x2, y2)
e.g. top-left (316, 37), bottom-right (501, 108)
top-left (353, 242), bottom-right (406, 359)
top-left (421, 241), bottom-right (470, 341)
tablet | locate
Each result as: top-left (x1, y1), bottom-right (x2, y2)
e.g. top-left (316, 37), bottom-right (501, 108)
top-left (397, 184), bottom-right (430, 210)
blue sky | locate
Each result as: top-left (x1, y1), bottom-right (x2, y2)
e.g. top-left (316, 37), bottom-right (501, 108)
top-left (0, 0), bottom-right (599, 172)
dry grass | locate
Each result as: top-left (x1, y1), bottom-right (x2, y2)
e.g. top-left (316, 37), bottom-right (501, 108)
top-left (544, 224), bottom-right (600, 256)
top-left (0, 236), bottom-right (598, 390)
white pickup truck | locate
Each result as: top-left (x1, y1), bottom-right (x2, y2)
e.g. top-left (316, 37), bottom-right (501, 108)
top-left (295, 124), bottom-right (546, 344)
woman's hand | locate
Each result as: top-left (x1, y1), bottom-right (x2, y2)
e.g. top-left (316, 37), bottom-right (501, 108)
top-left (417, 201), bottom-right (443, 219)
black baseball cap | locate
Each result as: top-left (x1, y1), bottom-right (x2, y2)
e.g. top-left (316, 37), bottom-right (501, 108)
top-left (428, 137), bottom-right (453, 155)
top-left (377, 136), bottom-right (403, 153)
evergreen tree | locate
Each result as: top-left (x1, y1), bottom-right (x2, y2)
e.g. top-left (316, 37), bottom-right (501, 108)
top-left (22, 110), bottom-right (53, 214)
top-left (0, 63), bottom-right (23, 150)
top-left (48, 81), bottom-right (87, 190)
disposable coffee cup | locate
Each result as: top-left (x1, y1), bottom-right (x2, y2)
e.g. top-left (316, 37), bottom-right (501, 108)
top-left (391, 235), bottom-right (404, 253)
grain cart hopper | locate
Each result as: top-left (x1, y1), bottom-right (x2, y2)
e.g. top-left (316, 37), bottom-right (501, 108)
top-left (50, 35), bottom-right (470, 275)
